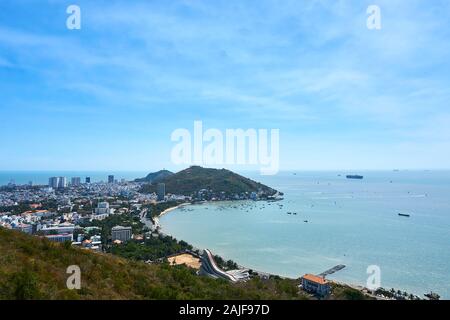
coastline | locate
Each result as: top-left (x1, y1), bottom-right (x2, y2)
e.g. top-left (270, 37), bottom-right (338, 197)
top-left (154, 200), bottom-right (425, 300)
top-left (156, 201), bottom-right (324, 276)
top-left (158, 202), bottom-right (191, 218)
top-left (156, 201), bottom-right (283, 281)
top-left (152, 202), bottom-right (191, 233)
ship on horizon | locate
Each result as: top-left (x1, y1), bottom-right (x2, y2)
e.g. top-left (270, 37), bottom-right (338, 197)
top-left (398, 213), bottom-right (411, 217)
top-left (346, 175), bottom-right (364, 180)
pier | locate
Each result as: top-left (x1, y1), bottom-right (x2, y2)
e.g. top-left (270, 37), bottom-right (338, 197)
top-left (319, 265), bottom-right (346, 277)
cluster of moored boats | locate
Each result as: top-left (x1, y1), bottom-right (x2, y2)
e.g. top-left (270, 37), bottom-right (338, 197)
top-left (187, 201), bottom-right (315, 223)
top-left (179, 195), bottom-right (412, 223)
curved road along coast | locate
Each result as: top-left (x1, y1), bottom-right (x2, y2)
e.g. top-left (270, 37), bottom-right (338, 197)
top-left (199, 249), bottom-right (249, 282)
top-left (151, 202), bottom-right (251, 282)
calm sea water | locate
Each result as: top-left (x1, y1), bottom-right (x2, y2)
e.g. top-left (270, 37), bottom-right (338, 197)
top-left (0, 171), bottom-right (148, 186)
top-left (160, 171), bottom-right (450, 298)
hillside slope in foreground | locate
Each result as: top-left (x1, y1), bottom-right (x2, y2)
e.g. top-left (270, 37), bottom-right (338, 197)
top-left (0, 227), bottom-right (309, 300)
top-left (0, 227), bottom-right (369, 300)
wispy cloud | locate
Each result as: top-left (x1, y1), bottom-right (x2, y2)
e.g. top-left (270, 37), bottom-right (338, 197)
top-left (0, 0), bottom-right (449, 169)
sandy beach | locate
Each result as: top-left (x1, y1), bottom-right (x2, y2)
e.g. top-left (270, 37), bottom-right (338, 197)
top-left (158, 203), bottom-right (190, 218)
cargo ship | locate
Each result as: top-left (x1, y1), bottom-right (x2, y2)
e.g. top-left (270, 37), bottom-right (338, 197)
top-left (398, 213), bottom-right (411, 217)
top-left (346, 175), bottom-right (363, 179)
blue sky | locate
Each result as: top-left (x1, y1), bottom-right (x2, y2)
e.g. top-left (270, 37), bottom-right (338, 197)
top-left (0, 0), bottom-right (449, 171)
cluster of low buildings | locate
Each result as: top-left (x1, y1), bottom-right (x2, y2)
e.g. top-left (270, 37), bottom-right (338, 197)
top-left (0, 186), bottom-right (55, 207)
top-left (0, 210), bottom-right (78, 243)
top-left (0, 175), bottom-right (162, 249)
top-left (192, 189), bottom-right (281, 202)
top-left (0, 202), bottom-right (137, 251)
top-left (72, 233), bottom-right (103, 251)
top-left (0, 176), bottom-right (157, 208)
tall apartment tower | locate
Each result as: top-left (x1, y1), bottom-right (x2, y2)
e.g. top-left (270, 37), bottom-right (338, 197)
top-left (48, 177), bottom-right (59, 188)
top-left (108, 175), bottom-right (114, 184)
top-left (157, 183), bottom-right (166, 201)
top-left (71, 177), bottom-right (81, 186)
top-left (57, 177), bottom-right (67, 189)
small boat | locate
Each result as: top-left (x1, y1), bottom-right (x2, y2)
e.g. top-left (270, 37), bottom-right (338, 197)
top-left (304, 220), bottom-right (308, 223)
top-left (398, 213), bottom-right (411, 217)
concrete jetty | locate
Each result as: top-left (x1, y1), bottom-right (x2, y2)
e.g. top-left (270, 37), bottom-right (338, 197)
top-left (319, 264), bottom-right (346, 277)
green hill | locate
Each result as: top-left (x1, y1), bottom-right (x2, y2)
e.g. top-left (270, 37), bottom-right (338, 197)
top-left (0, 227), bottom-right (306, 300)
top-left (140, 166), bottom-right (277, 198)
top-left (134, 170), bottom-right (174, 183)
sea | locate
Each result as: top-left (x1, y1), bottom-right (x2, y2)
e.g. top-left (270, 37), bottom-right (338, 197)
top-left (159, 171), bottom-right (450, 299)
top-left (1, 170), bottom-right (449, 298)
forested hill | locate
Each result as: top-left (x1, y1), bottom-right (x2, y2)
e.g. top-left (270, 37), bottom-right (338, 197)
top-left (140, 166), bottom-right (277, 197)
top-left (134, 170), bottom-right (174, 183)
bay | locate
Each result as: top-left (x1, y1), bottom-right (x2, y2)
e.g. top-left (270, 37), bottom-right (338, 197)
top-left (160, 171), bottom-right (450, 298)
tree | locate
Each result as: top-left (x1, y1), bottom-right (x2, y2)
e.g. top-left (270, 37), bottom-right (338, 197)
top-left (10, 269), bottom-right (40, 300)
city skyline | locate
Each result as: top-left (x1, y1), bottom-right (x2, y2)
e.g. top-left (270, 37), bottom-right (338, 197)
top-left (1, 0), bottom-right (450, 171)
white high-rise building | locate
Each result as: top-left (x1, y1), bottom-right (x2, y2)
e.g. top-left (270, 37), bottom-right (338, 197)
top-left (157, 183), bottom-right (166, 201)
top-left (71, 177), bottom-right (81, 186)
top-left (49, 177), bottom-right (59, 188)
top-left (111, 226), bottom-right (132, 242)
top-left (58, 177), bottom-right (67, 188)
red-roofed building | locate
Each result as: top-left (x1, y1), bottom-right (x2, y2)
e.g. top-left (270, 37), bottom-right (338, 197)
top-left (300, 274), bottom-right (331, 296)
